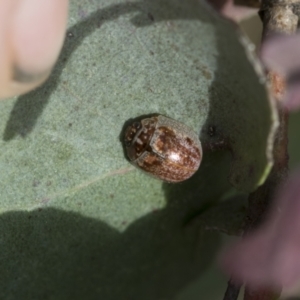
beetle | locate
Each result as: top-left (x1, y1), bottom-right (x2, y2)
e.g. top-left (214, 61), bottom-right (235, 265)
top-left (123, 114), bottom-right (202, 182)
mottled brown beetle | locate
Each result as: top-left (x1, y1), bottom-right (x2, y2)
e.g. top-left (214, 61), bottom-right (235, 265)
top-left (124, 115), bottom-right (202, 182)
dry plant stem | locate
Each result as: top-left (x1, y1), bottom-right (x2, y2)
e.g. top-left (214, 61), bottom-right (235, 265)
top-left (246, 0), bottom-right (296, 232)
top-left (223, 279), bottom-right (242, 300)
top-left (260, 0), bottom-right (299, 38)
top-left (223, 1), bottom-right (297, 299)
top-left (241, 0), bottom-right (298, 299)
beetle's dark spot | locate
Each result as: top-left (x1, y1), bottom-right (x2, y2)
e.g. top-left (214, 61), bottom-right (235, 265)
top-left (186, 137), bottom-right (192, 145)
top-left (133, 122), bottom-right (141, 130)
top-left (135, 145), bottom-right (142, 152)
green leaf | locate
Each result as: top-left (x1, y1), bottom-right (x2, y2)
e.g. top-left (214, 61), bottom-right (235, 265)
top-left (0, 0), bottom-right (276, 298)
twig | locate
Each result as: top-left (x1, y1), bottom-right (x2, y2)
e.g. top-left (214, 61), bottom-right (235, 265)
top-left (241, 0), bottom-right (298, 299)
top-left (223, 279), bottom-right (242, 300)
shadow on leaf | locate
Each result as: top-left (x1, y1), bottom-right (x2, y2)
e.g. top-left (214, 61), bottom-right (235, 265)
top-left (0, 207), bottom-right (220, 300)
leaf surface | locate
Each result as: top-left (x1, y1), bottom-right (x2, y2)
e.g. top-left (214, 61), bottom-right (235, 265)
top-left (0, 0), bottom-right (277, 298)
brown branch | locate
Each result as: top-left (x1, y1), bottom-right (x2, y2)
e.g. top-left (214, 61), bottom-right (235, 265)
top-left (245, 0), bottom-right (298, 236)
top-left (222, 0), bottom-right (298, 298)
top-left (245, 0), bottom-right (296, 231)
top-left (223, 279), bottom-right (242, 300)
top-left (241, 0), bottom-right (298, 299)
top-left (260, 0), bottom-right (299, 38)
